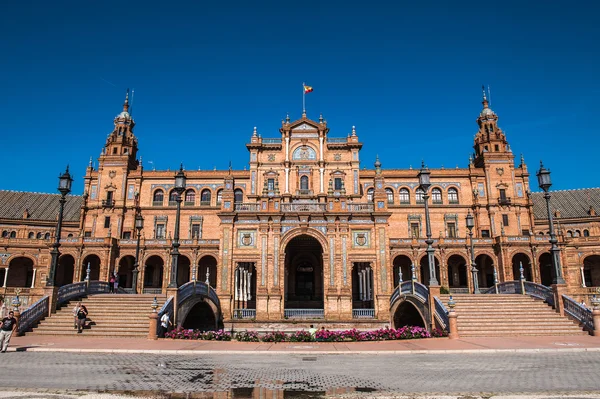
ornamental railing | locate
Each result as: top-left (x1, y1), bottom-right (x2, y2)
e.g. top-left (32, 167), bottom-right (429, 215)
top-left (157, 296), bottom-right (174, 336)
top-left (142, 288), bottom-right (163, 295)
top-left (235, 203), bottom-right (261, 212)
top-left (347, 203), bottom-right (374, 212)
top-left (482, 281), bottom-right (519, 294)
top-left (327, 137), bottom-right (347, 143)
top-left (177, 281), bottom-right (220, 309)
top-left (284, 309), bottom-right (324, 319)
top-left (562, 295), bottom-right (593, 332)
top-left (352, 309), bottom-right (375, 319)
top-left (17, 296), bottom-right (48, 334)
top-left (523, 281), bottom-right (555, 307)
top-left (88, 281), bottom-right (110, 295)
top-left (434, 297), bottom-right (449, 330)
top-left (57, 282), bottom-right (88, 306)
top-left (233, 309), bottom-right (256, 319)
top-left (281, 203), bottom-right (327, 212)
top-left (390, 281), bottom-right (429, 307)
top-left (262, 138), bottom-right (282, 144)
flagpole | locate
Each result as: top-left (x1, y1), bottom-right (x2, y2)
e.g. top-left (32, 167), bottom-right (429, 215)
top-left (302, 82), bottom-right (306, 116)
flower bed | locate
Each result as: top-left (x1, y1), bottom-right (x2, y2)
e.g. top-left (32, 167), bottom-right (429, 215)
top-left (165, 326), bottom-right (446, 342)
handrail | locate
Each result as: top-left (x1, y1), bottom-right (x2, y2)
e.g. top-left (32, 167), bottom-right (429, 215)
top-left (88, 281), bottom-right (110, 295)
top-left (562, 295), bottom-right (593, 332)
top-left (57, 282), bottom-right (88, 305)
top-left (177, 281), bottom-right (220, 309)
top-left (523, 281), bottom-right (555, 307)
top-left (434, 297), bottom-right (449, 330)
top-left (157, 296), bottom-right (174, 336)
top-left (390, 281), bottom-right (428, 307)
top-left (482, 281), bottom-right (519, 294)
top-left (17, 296), bottom-right (48, 334)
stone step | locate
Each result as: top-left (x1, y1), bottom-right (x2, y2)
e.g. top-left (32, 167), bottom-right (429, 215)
top-left (33, 325), bottom-right (148, 332)
top-left (459, 331), bottom-right (588, 337)
top-left (28, 330), bottom-right (147, 337)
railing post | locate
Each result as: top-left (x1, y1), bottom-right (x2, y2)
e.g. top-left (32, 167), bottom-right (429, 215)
top-left (592, 295), bottom-right (600, 337)
top-left (43, 286), bottom-right (59, 316)
top-left (148, 297), bottom-right (159, 340)
top-left (552, 283), bottom-right (567, 316)
top-left (447, 296), bottom-right (459, 340)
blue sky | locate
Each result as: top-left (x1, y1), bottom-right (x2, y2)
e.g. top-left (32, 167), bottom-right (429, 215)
top-left (1, 1), bottom-right (598, 194)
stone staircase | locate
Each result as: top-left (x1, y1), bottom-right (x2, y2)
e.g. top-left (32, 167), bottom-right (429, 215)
top-left (28, 294), bottom-right (166, 338)
top-left (438, 294), bottom-right (587, 337)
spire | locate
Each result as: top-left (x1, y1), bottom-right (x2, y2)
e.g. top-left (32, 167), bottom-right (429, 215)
top-left (481, 85), bottom-right (489, 109)
top-left (351, 126), bottom-right (356, 136)
top-left (319, 113), bottom-right (324, 123)
top-left (374, 155), bottom-right (382, 175)
top-left (123, 88), bottom-right (130, 113)
top-left (253, 126), bottom-right (257, 137)
top-left (88, 157), bottom-right (93, 168)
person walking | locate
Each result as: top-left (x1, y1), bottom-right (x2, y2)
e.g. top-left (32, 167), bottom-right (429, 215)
top-left (76, 304), bottom-right (88, 333)
top-left (113, 272), bottom-right (119, 293)
top-left (308, 324), bottom-right (317, 339)
top-left (0, 311), bottom-right (18, 352)
top-left (72, 302), bottom-right (81, 329)
top-left (109, 275), bottom-right (115, 293)
top-left (159, 312), bottom-right (172, 338)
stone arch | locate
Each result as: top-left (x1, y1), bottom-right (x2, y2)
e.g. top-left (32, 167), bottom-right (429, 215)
top-left (118, 255), bottom-right (136, 289)
top-left (446, 254), bottom-right (468, 288)
top-left (177, 255), bottom-right (191, 287)
top-left (475, 254), bottom-right (495, 288)
top-left (144, 255), bottom-right (164, 289)
top-left (538, 252), bottom-right (553, 286)
top-left (81, 254), bottom-right (101, 281)
top-left (512, 253), bottom-right (532, 281)
top-left (392, 254), bottom-right (413, 287)
top-left (583, 255), bottom-right (600, 287)
top-left (178, 296), bottom-right (222, 331)
top-left (56, 254), bottom-right (75, 286)
top-left (200, 188), bottom-right (212, 205)
top-left (283, 234), bottom-right (325, 310)
top-left (419, 255), bottom-right (440, 285)
top-left (391, 299), bottom-right (427, 329)
top-left (6, 256), bottom-right (34, 287)
top-left (280, 227), bottom-right (328, 254)
top-left (198, 255), bottom-right (218, 288)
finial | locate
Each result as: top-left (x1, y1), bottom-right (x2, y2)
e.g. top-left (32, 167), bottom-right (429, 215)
top-left (253, 126), bottom-right (257, 137)
top-left (482, 85), bottom-right (487, 101)
top-left (469, 154), bottom-right (473, 165)
top-left (179, 162), bottom-right (184, 172)
top-left (123, 88), bottom-right (130, 112)
top-left (229, 160), bottom-right (232, 173)
top-left (65, 164), bottom-right (70, 174)
top-left (351, 125), bottom-right (356, 136)
top-left (286, 113), bottom-right (290, 123)
top-left (89, 157), bottom-right (93, 168)
top-left (520, 153), bottom-right (525, 167)
top-left (421, 160), bottom-right (425, 169)
top-left (319, 113), bottom-right (324, 123)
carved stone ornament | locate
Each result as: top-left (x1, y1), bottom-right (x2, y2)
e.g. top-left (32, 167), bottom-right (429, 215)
top-left (242, 233), bottom-right (253, 246)
top-left (268, 154), bottom-right (276, 162)
top-left (496, 167), bottom-right (504, 176)
top-left (355, 233), bottom-right (367, 246)
top-left (334, 153), bottom-right (342, 161)
top-left (109, 170), bottom-right (117, 179)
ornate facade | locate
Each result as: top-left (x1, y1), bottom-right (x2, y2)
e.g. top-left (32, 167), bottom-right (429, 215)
top-left (1, 91), bottom-right (600, 326)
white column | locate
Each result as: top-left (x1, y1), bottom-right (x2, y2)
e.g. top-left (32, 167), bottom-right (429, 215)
top-left (285, 168), bottom-right (290, 193)
top-left (358, 269), bottom-right (364, 301)
top-left (2, 268), bottom-right (8, 287)
top-left (581, 266), bottom-right (586, 288)
top-left (319, 137), bottom-right (324, 161)
top-left (242, 269), bottom-right (247, 306)
top-left (320, 168), bottom-right (324, 193)
top-left (247, 270), bottom-right (252, 300)
top-left (285, 138), bottom-right (290, 162)
top-left (31, 268), bottom-right (36, 288)
top-left (234, 268), bottom-right (239, 305)
top-left (367, 267), bottom-right (372, 300)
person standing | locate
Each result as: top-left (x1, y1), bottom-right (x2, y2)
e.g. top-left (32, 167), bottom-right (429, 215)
top-left (109, 275), bottom-right (115, 293)
top-left (76, 304), bottom-right (88, 333)
top-left (0, 311), bottom-right (18, 352)
top-left (159, 312), bottom-right (172, 338)
top-left (308, 324), bottom-right (317, 339)
top-left (113, 272), bottom-right (119, 293)
top-left (72, 302), bottom-right (81, 329)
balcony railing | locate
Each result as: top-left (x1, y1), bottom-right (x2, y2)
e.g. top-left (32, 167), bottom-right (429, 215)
top-left (262, 138), bottom-right (282, 144)
top-left (101, 199), bottom-right (114, 208)
top-left (235, 203), bottom-right (261, 212)
top-left (284, 309), bottom-right (324, 319)
top-left (233, 309), bottom-right (256, 319)
top-left (327, 137), bottom-right (347, 143)
top-left (281, 203), bottom-right (327, 212)
top-left (152, 201), bottom-right (163, 207)
top-left (498, 197), bottom-right (512, 205)
top-left (184, 201), bottom-right (195, 206)
top-left (168, 200), bottom-right (178, 206)
top-left (143, 288), bottom-right (163, 295)
top-left (352, 309), bottom-right (375, 319)
top-left (347, 203), bottom-right (374, 212)
top-left (200, 201), bottom-right (211, 206)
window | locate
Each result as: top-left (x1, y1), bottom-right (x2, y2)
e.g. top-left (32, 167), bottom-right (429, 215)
top-left (367, 188), bottom-right (374, 202)
top-left (184, 189), bottom-right (195, 205)
top-left (155, 224), bottom-right (165, 239)
top-left (104, 216), bottom-right (111, 229)
top-left (267, 179), bottom-right (275, 191)
top-left (1, 231), bottom-right (7, 238)
top-left (84, 231), bottom-right (92, 238)
top-left (36, 232), bottom-right (42, 239)
top-left (44, 232), bottom-right (50, 240)
top-left (386, 188), bottom-right (394, 204)
top-left (67, 233), bottom-right (73, 238)
top-left (502, 214), bottom-right (509, 227)
top-left (28, 232), bottom-right (34, 239)
top-left (300, 175), bottom-right (309, 190)
top-left (334, 178), bottom-right (343, 190)
top-left (191, 224), bottom-right (201, 239)
top-left (200, 189), bottom-right (211, 205)
top-left (432, 188), bottom-right (442, 204)
top-left (499, 189), bottom-right (507, 200)
top-left (416, 188), bottom-right (424, 204)
top-left (152, 190), bottom-right (164, 206)
top-left (447, 222), bottom-right (457, 238)
top-left (122, 231), bottom-right (132, 239)
top-left (399, 188), bottom-right (410, 204)
top-left (481, 229), bottom-right (490, 238)
top-left (584, 229), bottom-right (590, 237)
top-left (494, 144), bottom-right (499, 151)
top-left (574, 230), bottom-right (581, 237)
top-left (567, 230), bottom-right (573, 237)
top-left (234, 189), bottom-right (243, 203)
top-left (106, 191), bottom-right (114, 204)
top-left (490, 125), bottom-right (494, 132)
top-left (411, 223), bottom-right (420, 238)
top-left (216, 190), bottom-right (223, 205)
top-left (10, 231), bottom-right (16, 238)
top-left (448, 188), bottom-right (459, 204)
top-left (522, 229), bottom-right (530, 236)
top-left (112, 147), bottom-right (118, 154)
top-left (169, 190), bottom-right (178, 205)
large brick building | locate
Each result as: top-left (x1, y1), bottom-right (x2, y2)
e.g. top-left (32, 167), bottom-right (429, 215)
top-left (1, 91), bottom-right (600, 327)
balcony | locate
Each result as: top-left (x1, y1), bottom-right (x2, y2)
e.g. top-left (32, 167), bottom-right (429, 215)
top-left (296, 189), bottom-right (313, 196)
top-left (200, 201), bottom-right (211, 206)
top-left (262, 138), bottom-right (282, 144)
top-left (235, 203), bottom-right (261, 212)
top-left (168, 200), bottom-right (178, 206)
top-left (233, 309), bottom-right (256, 319)
top-left (498, 197), bottom-right (512, 206)
top-left (352, 309), bottom-right (375, 319)
top-left (152, 201), bottom-right (163, 207)
top-left (184, 201), bottom-right (195, 206)
top-left (101, 199), bottom-right (114, 208)
top-left (281, 203), bottom-right (327, 212)
top-left (347, 203), bottom-right (374, 212)
top-left (284, 309), bottom-right (324, 319)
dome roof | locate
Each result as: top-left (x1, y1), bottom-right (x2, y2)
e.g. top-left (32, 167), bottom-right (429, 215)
top-left (480, 107), bottom-right (495, 119)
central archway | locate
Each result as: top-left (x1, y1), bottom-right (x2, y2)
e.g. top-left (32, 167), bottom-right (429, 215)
top-left (284, 234), bottom-right (324, 310)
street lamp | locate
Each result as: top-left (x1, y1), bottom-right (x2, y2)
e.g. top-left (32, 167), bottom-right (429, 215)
top-left (46, 166), bottom-right (73, 286)
top-left (537, 161), bottom-right (565, 285)
top-left (466, 210), bottom-right (480, 294)
top-left (168, 165), bottom-right (186, 288)
top-left (132, 214), bottom-right (144, 293)
top-left (418, 161), bottom-right (438, 286)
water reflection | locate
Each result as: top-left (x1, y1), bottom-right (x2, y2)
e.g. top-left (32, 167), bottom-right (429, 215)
top-left (123, 387), bottom-right (373, 398)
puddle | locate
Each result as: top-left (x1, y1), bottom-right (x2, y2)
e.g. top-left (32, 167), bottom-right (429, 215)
top-left (107, 386), bottom-right (373, 398)
top-left (554, 342), bottom-right (581, 346)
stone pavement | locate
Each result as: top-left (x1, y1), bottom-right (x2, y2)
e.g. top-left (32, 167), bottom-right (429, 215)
top-left (7, 333), bottom-right (600, 354)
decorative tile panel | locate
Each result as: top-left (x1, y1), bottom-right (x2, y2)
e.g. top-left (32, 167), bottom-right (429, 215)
top-left (352, 230), bottom-right (371, 248)
top-left (237, 230), bottom-right (257, 248)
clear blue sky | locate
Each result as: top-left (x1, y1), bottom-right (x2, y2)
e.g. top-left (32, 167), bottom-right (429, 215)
top-left (1, 1), bottom-right (598, 194)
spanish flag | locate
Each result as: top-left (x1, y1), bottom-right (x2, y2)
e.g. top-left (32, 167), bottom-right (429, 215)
top-left (303, 84), bottom-right (313, 94)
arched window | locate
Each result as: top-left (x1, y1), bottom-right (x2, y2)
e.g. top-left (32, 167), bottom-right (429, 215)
top-left (44, 232), bottom-right (50, 240)
top-left (416, 188), bottom-right (424, 204)
top-left (67, 233), bottom-right (74, 238)
top-left (1, 231), bottom-right (8, 238)
top-left (584, 229), bottom-right (590, 237)
top-left (575, 230), bottom-right (581, 237)
top-left (28, 232), bottom-right (34, 239)
top-left (169, 190), bottom-right (178, 205)
top-left (448, 188), bottom-right (459, 204)
top-left (386, 188), bottom-right (394, 204)
top-left (432, 188), bottom-right (442, 204)
top-left (36, 232), bottom-right (42, 239)
top-left (152, 190), bottom-right (164, 206)
top-left (9, 231), bottom-right (16, 238)
top-left (567, 230), bottom-right (573, 237)
top-left (539, 232), bottom-right (544, 236)
top-left (367, 188), bottom-right (374, 202)
top-left (300, 175), bottom-right (309, 190)
top-left (216, 189), bottom-right (223, 205)
top-left (184, 189), bottom-right (195, 205)
top-left (234, 189), bottom-right (244, 203)
top-left (200, 189), bottom-right (211, 205)
top-left (399, 188), bottom-right (410, 204)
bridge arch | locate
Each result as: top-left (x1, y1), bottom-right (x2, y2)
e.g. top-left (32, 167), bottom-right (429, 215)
top-left (177, 281), bottom-right (223, 331)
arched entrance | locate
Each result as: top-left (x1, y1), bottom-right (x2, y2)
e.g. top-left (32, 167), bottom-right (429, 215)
top-left (181, 301), bottom-right (217, 331)
top-left (583, 255), bottom-right (600, 287)
top-left (81, 255), bottom-right (101, 281)
top-left (118, 255), bottom-right (136, 289)
top-left (284, 235), bottom-right (324, 310)
top-left (447, 255), bottom-right (468, 288)
top-left (56, 254), bottom-right (75, 286)
top-left (475, 254), bottom-right (495, 288)
top-left (176, 255), bottom-right (191, 287)
top-left (392, 255), bottom-right (412, 287)
top-left (419, 255), bottom-right (440, 286)
top-left (198, 255), bottom-right (217, 288)
top-left (144, 255), bottom-right (164, 290)
top-left (392, 301), bottom-right (426, 329)
top-left (539, 252), bottom-right (554, 286)
top-left (512, 253), bottom-right (532, 281)
top-left (6, 257), bottom-right (34, 287)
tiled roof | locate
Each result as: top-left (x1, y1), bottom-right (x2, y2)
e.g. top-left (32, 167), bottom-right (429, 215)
top-left (0, 190), bottom-right (82, 222)
top-left (531, 188), bottom-right (600, 220)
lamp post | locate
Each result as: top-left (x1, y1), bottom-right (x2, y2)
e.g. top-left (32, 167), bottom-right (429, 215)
top-left (132, 214), bottom-right (144, 294)
top-left (466, 210), bottom-right (480, 294)
top-left (168, 165), bottom-right (186, 288)
top-left (537, 161), bottom-right (565, 285)
top-left (46, 166), bottom-right (73, 287)
top-left (418, 162), bottom-right (438, 286)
